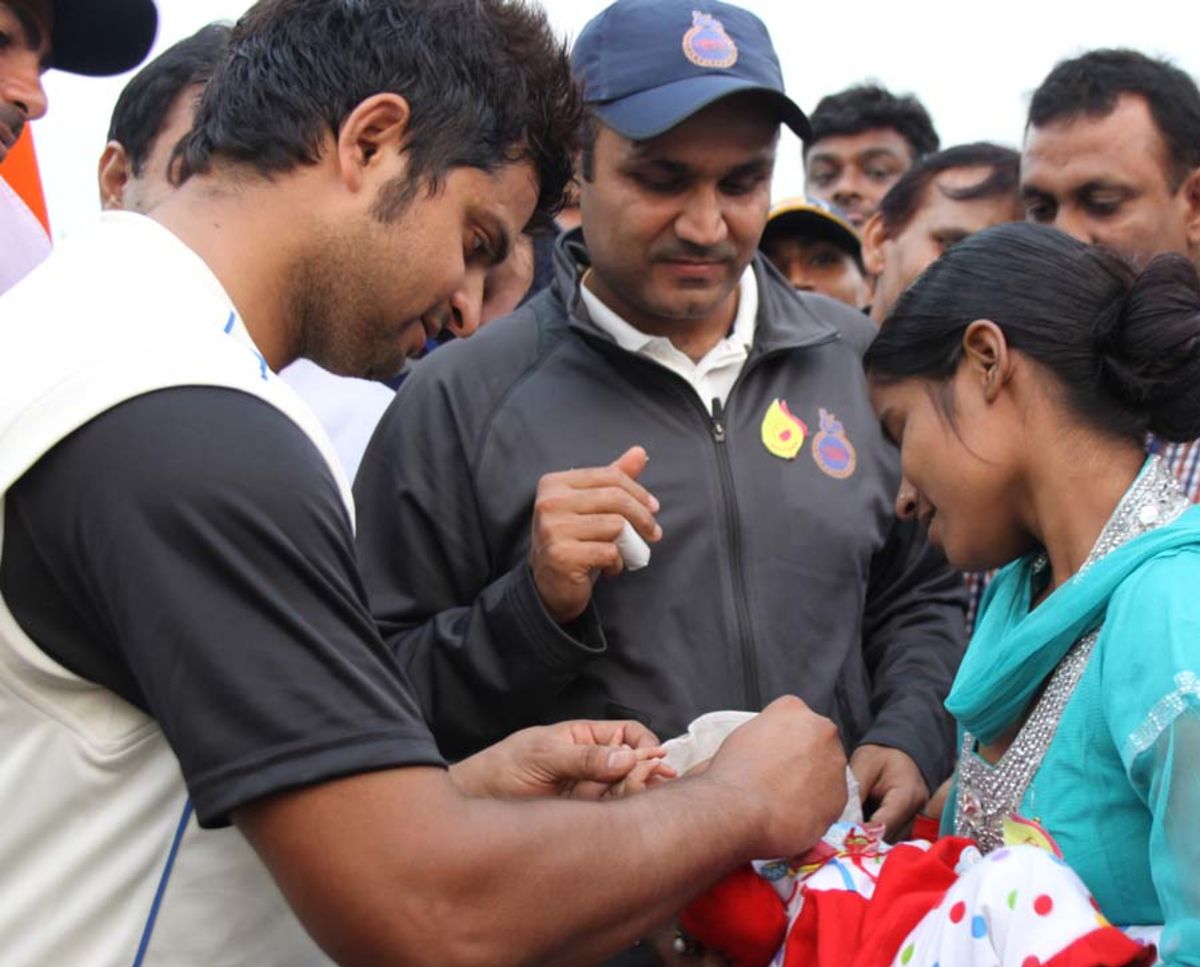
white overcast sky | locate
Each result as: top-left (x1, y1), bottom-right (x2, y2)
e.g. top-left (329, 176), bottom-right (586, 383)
top-left (33, 0), bottom-right (1200, 242)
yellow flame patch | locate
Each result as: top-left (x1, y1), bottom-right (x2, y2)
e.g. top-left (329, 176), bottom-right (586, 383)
top-left (761, 398), bottom-right (808, 460)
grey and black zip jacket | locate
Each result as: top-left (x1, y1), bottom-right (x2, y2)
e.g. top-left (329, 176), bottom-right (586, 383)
top-left (355, 234), bottom-right (966, 787)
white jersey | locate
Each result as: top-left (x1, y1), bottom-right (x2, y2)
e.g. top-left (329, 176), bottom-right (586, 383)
top-left (0, 213), bottom-right (346, 965)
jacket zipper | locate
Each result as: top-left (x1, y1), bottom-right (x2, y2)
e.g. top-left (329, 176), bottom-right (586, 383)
top-left (710, 398), bottom-right (727, 442)
top-left (710, 396), bottom-right (761, 710)
top-left (575, 332), bottom-right (833, 712)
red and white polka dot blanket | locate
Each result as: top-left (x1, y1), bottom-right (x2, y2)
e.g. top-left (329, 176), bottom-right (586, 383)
top-left (686, 825), bottom-right (1161, 967)
top-left (683, 823), bottom-right (1159, 967)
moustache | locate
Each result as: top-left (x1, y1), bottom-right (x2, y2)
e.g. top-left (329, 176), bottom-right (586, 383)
top-left (651, 243), bottom-right (738, 264)
top-left (0, 103), bottom-right (26, 148)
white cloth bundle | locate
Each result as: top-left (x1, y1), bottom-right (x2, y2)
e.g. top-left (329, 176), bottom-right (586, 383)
top-left (661, 710), bottom-right (862, 824)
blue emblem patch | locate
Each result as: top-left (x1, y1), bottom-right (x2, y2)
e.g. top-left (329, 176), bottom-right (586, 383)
top-left (682, 11), bottom-right (738, 69)
top-left (812, 408), bottom-right (857, 479)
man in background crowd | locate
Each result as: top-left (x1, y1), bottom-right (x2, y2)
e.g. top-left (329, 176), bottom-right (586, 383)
top-left (860, 142), bottom-right (1022, 640)
top-left (1, 0), bottom-right (156, 293)
top-left (1021, 49), bottom-right (1200, 500)
top-left (803, 83), bottom-right (939, 229)
top-left (97, 20), bottom-right (224, 214)
top-left (1, 0), bottom-right (156, 165)
top-left (759, 194), bottom-right (869, 309)
top-left (863, 141), bottom-right (1022, 324)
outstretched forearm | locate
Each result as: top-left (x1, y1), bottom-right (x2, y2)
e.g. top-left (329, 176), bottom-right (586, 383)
top-left (237, 697), bottom-right (848, 967)
top-left (237, 767), bottom-right (766, 966)
top-left (449, 774), bottom-right (761, 965)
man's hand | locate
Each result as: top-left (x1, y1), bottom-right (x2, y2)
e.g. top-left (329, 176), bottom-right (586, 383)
top-left (450, 719), bottom-right (674, 800)
top-left (703, 696), bottom-right (847, 858)
top-left (530, 446), bottom-right (662, 624)
top-left (850, 744), bottom-right (929, 840)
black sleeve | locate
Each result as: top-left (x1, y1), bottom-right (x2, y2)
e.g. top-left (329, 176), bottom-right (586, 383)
top-left (1, 387), bottom-right (444, 827)
top-left (354, 368), bottom-right (606, 762)
top-left (859, 514), bottom-right (967, 790)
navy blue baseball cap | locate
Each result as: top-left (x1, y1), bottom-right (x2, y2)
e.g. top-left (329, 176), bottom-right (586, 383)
top-left (573, 0), bottom-right (809, 141)
top-left (50, 0), bottom-right (159, 76)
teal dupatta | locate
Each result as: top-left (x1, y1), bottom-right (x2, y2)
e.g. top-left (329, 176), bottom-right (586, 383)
top-left (946, 500), bottom-right (1200, 746)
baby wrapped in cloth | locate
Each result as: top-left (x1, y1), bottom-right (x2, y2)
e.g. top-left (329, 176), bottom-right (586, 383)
top-left (662, 712), bottom-right (1157, 967)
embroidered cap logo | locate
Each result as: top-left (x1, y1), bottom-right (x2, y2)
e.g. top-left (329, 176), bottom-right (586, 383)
top-left (682, 11), bottom-right (739, 69)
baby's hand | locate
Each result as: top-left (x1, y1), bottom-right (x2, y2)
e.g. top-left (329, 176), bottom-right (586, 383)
top-left (599, 750), bottom-right (677, 799)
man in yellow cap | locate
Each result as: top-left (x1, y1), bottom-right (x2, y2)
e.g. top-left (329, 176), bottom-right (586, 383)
top-left (760, 195), bottom-right (869, 309)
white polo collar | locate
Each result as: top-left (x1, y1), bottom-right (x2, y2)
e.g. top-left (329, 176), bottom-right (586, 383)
top-left (580, 266), bottom-right (758, 357)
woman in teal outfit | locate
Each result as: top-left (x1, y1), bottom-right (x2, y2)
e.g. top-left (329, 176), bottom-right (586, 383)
top-left (865, 222), bottom-right (1200, 964)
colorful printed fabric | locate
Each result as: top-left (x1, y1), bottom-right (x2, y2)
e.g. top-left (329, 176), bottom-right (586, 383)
top-left (761, 825), bottom-right (1154, 967)
top-left (878, 845), bottom-right (1154, 967)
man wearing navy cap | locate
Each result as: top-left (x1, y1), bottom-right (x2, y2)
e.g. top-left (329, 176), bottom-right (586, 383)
top-left (357, 0), bottom-right (964, 855)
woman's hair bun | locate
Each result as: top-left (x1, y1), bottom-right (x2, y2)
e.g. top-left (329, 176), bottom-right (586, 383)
top-left (865, 223), bottom-right (1200, 446)
top-left (1092, 253), bottom-right (1200, 442)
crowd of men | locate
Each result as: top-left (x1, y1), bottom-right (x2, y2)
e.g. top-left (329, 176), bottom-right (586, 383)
top-left (0, 0), bottom-right (1198, 963)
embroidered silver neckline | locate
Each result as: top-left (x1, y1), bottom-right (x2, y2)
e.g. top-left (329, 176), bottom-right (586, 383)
top-left (955, 456), bottom-right (1188, 852)
top-left (1077, 454), bottom-right (1190, 573)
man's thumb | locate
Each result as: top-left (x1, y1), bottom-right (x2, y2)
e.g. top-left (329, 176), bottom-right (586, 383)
top-left (564, 744), bottom-right (637, 783)
top-left (868, 787), bottom-right (903, 830)
top-left (611, 445), bottom-right (649, 479)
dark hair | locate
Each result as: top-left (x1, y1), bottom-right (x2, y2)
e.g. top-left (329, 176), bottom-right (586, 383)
top-left (176, 0), bottom-right (583, 224)
top-left (865, 222), bottom-right (1200, 443)
top-left (1028, 49), bottom-right (1200, 190)
top-left (804, 84), bottom-right (939, 159)
top-left (579, 111), bottom-right (599, 183)
top-left (877, 142), bottom-right (1020, 237)
top-left (107, 23), bottom-right (231, 176)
